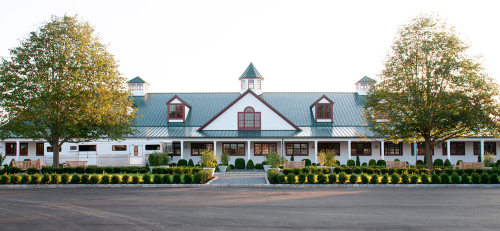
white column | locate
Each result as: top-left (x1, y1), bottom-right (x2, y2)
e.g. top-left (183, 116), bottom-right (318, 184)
top-left (347, 140), bottom-right (351, 160)
top-left (247, 141), bottom-right (251, 161)
top-left (480, 139), bottom-right (485, 162)
top-left (180, 141), bottom-right (184, 160)
top-left (314, 140), bottom-right (318, 164)
top-left (380, 140), bottom-right (385, 160)
top-left (16, 140), bottom-right (20, 161)
top-left (213, 141), bottom-right (217, 157)
top-left (414, 142), bottom-right (418, 164)
top-left (446, 140), bottom-right (451, 161)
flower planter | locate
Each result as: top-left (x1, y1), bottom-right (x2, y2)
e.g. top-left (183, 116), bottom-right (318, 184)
top-left (263, 165), bottom-right (270, 172)
top-left (219, 165), bottom-right (228, 173)
top-left (203, 167), bottom-right (216, 176)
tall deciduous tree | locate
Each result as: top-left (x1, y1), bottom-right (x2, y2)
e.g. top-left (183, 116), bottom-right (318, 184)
top-left (365, 15), bottom-right (500, 169)
top-left (0, 15), bottom-right (136, 166)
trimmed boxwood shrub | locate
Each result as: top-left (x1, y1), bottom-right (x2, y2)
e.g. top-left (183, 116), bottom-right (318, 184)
top-left (451, 173), bottom-right (460, 184)
top-left (89, 175), bottom-right (100, 184)
top-left (122, 174), bottom-right (130, 184)
top-left (444, 168), bottom-right (454, 175)
top-left (390, 174), bottom-right (400, 184)
top-left (131, 175), bottom-right (140, 184)
top-left (100, 174), bottom-right (111, 184)
top-left (353, 167), bottom-right (362, 174)
top-left (360, 174), bottom-right (369, 184)
top-left (338, 173), bottom-right (347, 184)
top-left (306, 174), bottom-right (315, 184)
top-left (235, 158), bottom-right (246, 169)
top-left (81, 174), bottom-right (90, 184)
top-left (246, 160), bottom-right (255, 169)
top-left (162, 174), bottom-right (172, 184)
top-left (61, 173), bottom-right (70, 184)
top-left (172, 174), bottom-right (182, 184)
top-left (440, 173), bottom-right (450, 184)
top-left (401, 174), bottom-right (410, 184)
top-left (444, 159), bottom-right (452, 168)
top-left (464, 169), bottom-right (475, 175)
top-left (317, 174), bottom-right (327, 184)
top-left (416, 160), bottom-right (424, 166)
top-left (183, 174), bottom-right (193, 184)
top-left (268, 172), bottom-right (279, 184)
top-left (277, 174), bottom-right (286, 184)
top-left (153, 175), bottom-right (162, 184)
top-left (368, 159), bottom-right (377, 167)
top-left (302, 159), bottom-right (311, 166)
top-left (0, 174), bottom-right (10, 184)
top-left (410, 175), bottom-right (419, 184)
top-left (490, 174), bottom-right (499, 184)
top-left (111, 175), bottom-right (121, 184)
top-left (188, 159), bottom-right (195, 167)
top-left (41, 173), bottom-right (50, 184)
top-left (347, 160), bottom-right (355, 167)
top-left (178, 159), bottom-right (188, 167)
top-left (344, 168), bottom-right (353, 174)
top-left (481, 173), bottom-right (489, 184)
top-left (142, 174), bottom-right (153, 184)
top-left (460, 174), bottom-right (469, 184)
top-left (328, 174), bottom-right (337, 184)
top-left (20, 174), bottom-right (31, 184)
top-left (433, 159), bottom-right (444, 168)
top-left (194, 172), bottom-right (209, 184)
top-left (381, 174), bottom-right (389, 184)
top-left (287, 173), bottom-right (296, 184)
top-left (377, 160), bottom-right (386, 167)
top-left (255, 164), bottom-right (263, 170)
top-left (298, 174), bottom-right (306, 184)
top-left (349, 174), bottom-right (358, 184)
top-left (431, 174), bottom-right (441, 184)
top-left (10, 174), bottom-right (21, 184)
top-left (471, 173), bottom-right (481, 184)
top-left (370, 175), bottom-right (379, 184)
top-left (29, 174), bottom-right (40, 184)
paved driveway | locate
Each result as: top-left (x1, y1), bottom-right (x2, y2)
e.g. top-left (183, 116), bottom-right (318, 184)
top-left (211, 173), bottom-right (268, 184)
top-left (1, 187), bottom-right (499, 230)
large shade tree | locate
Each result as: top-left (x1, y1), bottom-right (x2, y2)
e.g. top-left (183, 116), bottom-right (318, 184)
top-left (0, 15), bottom-right (136, 166)
top-left (365, 15), bottom-right (500, 169)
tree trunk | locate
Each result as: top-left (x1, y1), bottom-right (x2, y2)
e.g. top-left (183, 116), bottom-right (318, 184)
top-left (424, 138), bottom-right (433, 170)
top-left (51, 142), bottom-right (60, 167)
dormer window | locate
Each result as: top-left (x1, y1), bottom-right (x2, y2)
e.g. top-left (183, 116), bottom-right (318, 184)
top-left (312, 95), bottom-right (334, 122)
top-left (238, 107), bottom-right (261, 130)
top-left (168, 104), bottom-right (184, 120)
top-left (316, 103), bottom-right (332, 120)
top-left (167, 96), bottom-right (191, 122)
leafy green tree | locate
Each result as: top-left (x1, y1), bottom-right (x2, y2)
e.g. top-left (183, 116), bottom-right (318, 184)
top-left (0, 15), bottom-right (136, 166)
top-left (365, 15), bottom-right (500, 169)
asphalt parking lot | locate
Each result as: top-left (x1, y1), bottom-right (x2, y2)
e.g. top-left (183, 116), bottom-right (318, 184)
top-left (1, 187), bottom-right (499, 231)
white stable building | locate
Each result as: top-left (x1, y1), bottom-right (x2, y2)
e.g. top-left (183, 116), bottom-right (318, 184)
top-left (1, 63), bottom-right (498, 166)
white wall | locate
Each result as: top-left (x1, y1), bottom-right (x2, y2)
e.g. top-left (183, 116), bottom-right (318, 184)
top-left (202, 93), bottom-right (297, 130)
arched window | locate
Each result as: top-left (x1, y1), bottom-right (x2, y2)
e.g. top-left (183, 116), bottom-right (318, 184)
top-left (238, 107), bottom-right (261, 130)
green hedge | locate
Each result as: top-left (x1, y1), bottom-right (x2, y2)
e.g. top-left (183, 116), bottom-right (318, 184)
top-left (267, 172), bottom-right (500, 185)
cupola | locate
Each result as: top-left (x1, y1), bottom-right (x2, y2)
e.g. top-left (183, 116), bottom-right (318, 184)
top-left (239, 62), bottom-right (263, 95)
top-left (355, 76), bottom-right (376, 95)
top-left (128, 76), bottom-right (149, 96)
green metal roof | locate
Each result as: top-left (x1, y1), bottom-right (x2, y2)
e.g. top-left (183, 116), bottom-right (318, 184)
top-left (240, 62), bottom-right (263, 78)
top-left (127, 126), bottom-right (376, 138)
top-left (357, 76), bottom-right (376, 82)
top-left (128, 76), bottom-right (146, 83)
top-left (131, 92), bottom-right (373, 138)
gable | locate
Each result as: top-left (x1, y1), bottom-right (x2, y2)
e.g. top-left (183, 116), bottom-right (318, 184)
top-left (200, 90), bottom-right (299, 131)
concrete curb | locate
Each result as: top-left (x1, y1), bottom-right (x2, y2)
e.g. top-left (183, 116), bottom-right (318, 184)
top-left (1, 184), bottom-right (500, 189)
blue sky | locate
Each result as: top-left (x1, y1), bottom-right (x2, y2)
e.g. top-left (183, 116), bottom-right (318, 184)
top-left (1, 0), bottom-right (499, 93)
